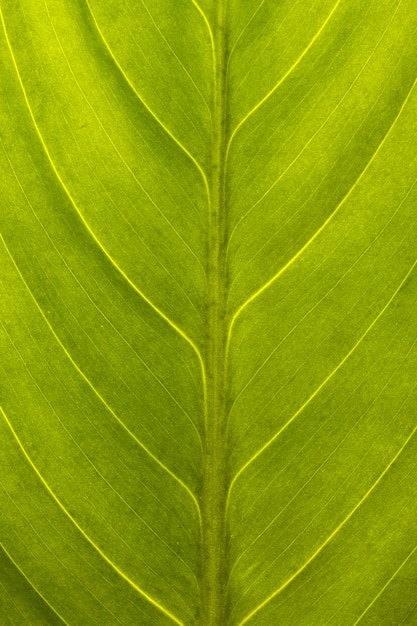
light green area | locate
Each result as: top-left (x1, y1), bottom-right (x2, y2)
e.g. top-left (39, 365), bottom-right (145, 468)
top-left (1, 1), bottom-right (417, 624)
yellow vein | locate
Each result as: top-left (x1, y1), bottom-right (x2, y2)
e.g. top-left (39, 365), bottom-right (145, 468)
top-left (228, 255), bottom-right (417, 500)
top-left (227, 170), bottom-right (417, 433)
top-left (226, 0), bottom-right (404, 256)
top-left (226, 75), bottom-right (417, 350)
top-left (0, 581), bottom-right (29, 626)
top-left (320, 478), bottom-right (417, 626)
top-left (85, 0), bottom-right (210, 202)
top-left (229, 0), bottom-right (313, 102)
top-left (238, 415), bottom-right (417, 625)
top-left (3, 435), bottom-right (164, 624)
top-left (0, 233), bottom-right (202, 526)
top-left (0, 7), bottom-right (207, 405)
top-left (0, 582), bottom-right (30, 626)
top-left (225, 324), bottom-right (412, 587)
top-left (0, 543), bottom-right (70, 626)
top-left (225, 0), bottom-right (342, 157)
top-left (0, 152), bottom-right (203, 454)
top-left (141, 0), bottom-right (213, 124)
top-left (120, 18), bottom-right (208, 182)
top-left (0, 407), bottom-right (185, 626)
top-left (1, 473), bottom-right (141, 625)
top-left (68, 123), bottom-right (205, 317)
top-left (240, 310), bottom-right (417, 537)
top-left (225, 287), bottom-right (415, 553)
top-left (44, 1), bottom-right (204, 285)
top-left (1, 473), bottom-right (132, 626)
top-left (225, 0), bottom-right (266, 81)
top-left (2, 317), bottom-right (201, 603)
top-left (190, 0), bottom-right (216, 75)
top-left (353, 543), bottom-right (417, 625)
top-left (230, 344), bottom-right (417, 617)
top-left (1, 119), bottom-right (204, 450)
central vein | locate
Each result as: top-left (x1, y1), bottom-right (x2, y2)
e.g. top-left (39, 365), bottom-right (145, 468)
top-left (201, 1), bottom-right (229, 625)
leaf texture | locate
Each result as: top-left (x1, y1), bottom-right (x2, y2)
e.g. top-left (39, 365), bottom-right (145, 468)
top-left (1, 1), bottom-right (417, 624)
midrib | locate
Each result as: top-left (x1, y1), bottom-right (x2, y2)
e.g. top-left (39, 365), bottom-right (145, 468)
top-left (201, 1), bottom-right (229, 624)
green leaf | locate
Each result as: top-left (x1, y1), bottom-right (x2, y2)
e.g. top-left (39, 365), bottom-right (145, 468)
top-left (1, 1), bottom-right (417, 624)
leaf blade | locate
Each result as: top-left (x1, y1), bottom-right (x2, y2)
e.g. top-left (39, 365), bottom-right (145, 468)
top-left (2, 1), bottom-right (417, 624)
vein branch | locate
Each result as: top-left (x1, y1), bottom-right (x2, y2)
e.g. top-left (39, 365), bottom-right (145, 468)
top-left (1, 232), bottom-right (202, 524)
top-left (228, 256), bottom-right (417, 499)
top-left (226, 75), bottom-right (417, 349)
top-left (0, 5), bottom-right (205, 380)
top-left (0, 406), bottom-right (185, 626)
top-left (225, 0), bottom-right (342, 157)
top-left (85, 0), bottom-right (211, 199)
top-left (237, 407), bottom-right (417, 625)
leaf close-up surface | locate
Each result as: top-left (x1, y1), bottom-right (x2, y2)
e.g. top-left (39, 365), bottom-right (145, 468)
top-left (1, 0), bottom-right (417, 624)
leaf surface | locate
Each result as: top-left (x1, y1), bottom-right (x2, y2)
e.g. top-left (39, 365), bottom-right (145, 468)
top-left (1, 1), bottom-right (417, 624)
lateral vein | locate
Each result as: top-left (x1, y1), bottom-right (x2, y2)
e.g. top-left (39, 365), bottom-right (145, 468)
top-left (44, 0), bottom-right (206, 283)
top-left (226, 75), bottom-right (417, 346)
top-left (1, 232), bottom-right (202, 525)
top-left (228, 255), bottom-right (417, 496)
top-left (0, 6), bottom-right (206, 384)
top-left (84, 0), bottom-right (210, 200)
top-left (226, 0), bottom-right (342, 156)
top-left (353, 543), bottom-right (417, 625)
top-left (0, 544), bottom-right (70, 626)
top-left (190, 0), bottom-right (216, 74)
top-left (237, 409), bottom-right (417, 625)
top-left (226, 0), bottom-right (406, 261)
top-left (0, 407), bottom-right (185, 626)
top-left (141, 0), bottom-right (213, 124)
